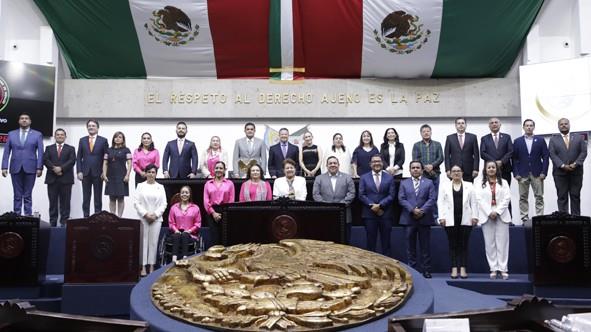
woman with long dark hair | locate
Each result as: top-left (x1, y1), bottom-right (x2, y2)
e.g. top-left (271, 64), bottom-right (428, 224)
top-left (476, 160), bottom-right (512, 280)
top-left (203, 161), bottom-right (235, 246)
top-left (379, 127), bottom-right (405, 179)
top-left (351, 130), bottom-right (379, 178)
top-left (322, 133), bottom-right (351, 174)
top-left (102, 131), bottom-right (132, 216)
top-left (132, 132), bottom-right (159, 187)
top-left (168, 185), bottom-right (201, 262)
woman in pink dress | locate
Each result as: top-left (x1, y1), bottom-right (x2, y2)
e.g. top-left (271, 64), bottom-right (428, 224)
top-left (203, 161), bottom-right (235, 246)
top-left (200, 136), bottom-right (228, 178)
top-left (132, 132), bottom-right (160, 187)
top-left (168, 185), bottom-right (201, 262)
top-left (239, 164), bottom-right (272, 202)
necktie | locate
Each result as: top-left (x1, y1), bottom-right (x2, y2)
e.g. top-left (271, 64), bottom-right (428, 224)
top-left (89, 136), bottom-right (95, 152)
top-left (459, 134), bottom-right (464, 149)
top-left (414, 179), bottom-right (420, 196)
top-left (563, 135), bottom-right (570, 149)
top-left (494, 134), bottom-right (499, 149)
top-left (57, 144), bottom-right (62, 158)
top-left (281, 144), bottom-right (287, 158)
top-left (287, 179), bottom-right (295, 199)
top-left (248, 139), bottom-right (253, 153)
top-left (178, 139), bottom-right (183, 154)
top-left (20, 130), bottom-right (26, 145)
top-left (374, 173), bottom-right (381, 191)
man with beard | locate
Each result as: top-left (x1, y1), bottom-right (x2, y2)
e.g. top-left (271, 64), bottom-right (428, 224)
top-left (162, 121), bottom-right (198, 179)
top-left (2, 113), bottom-right (44, 215)
top-left (549, 118), bottom-right (587, 215)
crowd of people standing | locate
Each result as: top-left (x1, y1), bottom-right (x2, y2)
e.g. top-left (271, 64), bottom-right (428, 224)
top-left (2, 114), bottom-right (588, 278)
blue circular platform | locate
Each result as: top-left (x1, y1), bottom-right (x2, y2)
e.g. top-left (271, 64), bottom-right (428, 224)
top-left (130, 262), bottom-right (433, 332)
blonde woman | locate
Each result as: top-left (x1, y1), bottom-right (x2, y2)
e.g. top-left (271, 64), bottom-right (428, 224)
top-left (200, 136), bottom-right (228, 178)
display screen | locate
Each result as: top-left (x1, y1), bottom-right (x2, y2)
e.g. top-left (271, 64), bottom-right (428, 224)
top-left (0, 60), bottom-right (55, 141)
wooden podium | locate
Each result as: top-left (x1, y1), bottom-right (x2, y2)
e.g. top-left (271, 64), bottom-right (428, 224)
top-left (65, 211), bottom-right (140, 283)
top-left (527, 212), bottom-right (591, 286)
top-left (218, 198), bottom-right (346, 245)
top-left (0, 213), bottom-right (40, 285)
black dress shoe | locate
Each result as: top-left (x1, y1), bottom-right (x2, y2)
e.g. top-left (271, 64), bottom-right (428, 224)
top-left (423, 272), bottom-right (432, 279)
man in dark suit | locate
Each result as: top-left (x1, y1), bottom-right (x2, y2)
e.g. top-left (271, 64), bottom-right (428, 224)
top-left (77, 119), bottom-right (109, 218)
top-left (162, 121), bottom-right (198, 179)
top-left (548, 118), bottom-right (587, 216)
top-left (268, 128), bottom-right (300, 177)
top-left (44, 128), bottom-right (76, 226)
top-left (313, 156), bottom-right (356, 243)
top-left (444, 117), bottom-right (480, 182)
top-left (512, 119), bottom-right (549, 222)
top-left (481, 117), bottom-right (513, 184)
top-left (358, 154), bottom-right (396, 257)
top-left (1, 113), bottom-right (44, 215)
top-left (398, 161), bottom-right (436, 278)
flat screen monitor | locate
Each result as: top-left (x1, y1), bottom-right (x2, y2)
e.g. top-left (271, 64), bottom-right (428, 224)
top-left (0, 60), bottom-right (55, 143)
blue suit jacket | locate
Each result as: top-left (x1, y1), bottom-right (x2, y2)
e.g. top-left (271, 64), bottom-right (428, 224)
top-left (480, 132), bottom-right (513, 174)
top-left (358, 170), bottom-right (396, 219)
top-left (1, 129), bottom-right (44, 174)
top-left (76, 135), bottom-right (109, 177)
top-left (162, 139), bottom-right (198, 178)
top-left (512, 135), bottom-right (549, 177)
top-left (398, 177), bottom-right (436, 226)
top-left (268, 142), bottom-right (300, 177)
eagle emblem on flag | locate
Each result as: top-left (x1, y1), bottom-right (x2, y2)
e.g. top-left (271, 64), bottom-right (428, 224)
top-left (144, 6), bottom-right (199, 46)
top-left (373, 10), bottom-right (430, 54)
top-left (0, 76), bottom-right (9, 112)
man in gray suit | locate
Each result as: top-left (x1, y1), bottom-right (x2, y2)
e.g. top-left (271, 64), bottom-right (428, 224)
top-left (232, 122), bottom-right (267, 178)
top-left (549, 118), bottom-right (588, 216)
top-left (313, 156), bottom-right (356, 243)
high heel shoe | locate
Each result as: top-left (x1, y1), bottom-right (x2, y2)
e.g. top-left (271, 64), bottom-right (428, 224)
top-left (501, 272), bottom-right (509, 280)
top-left (450, 267), bottom-right (458, 279)
top-left (140, 267), bottom-right (147, 277)
top-left (460, 267), bottom-right (468, 279)
top-left (489, 271), bottom-right (497, 279)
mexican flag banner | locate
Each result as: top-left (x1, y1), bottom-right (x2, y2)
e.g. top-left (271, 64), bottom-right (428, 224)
top-left (34, 0), bottom-right (543, 79)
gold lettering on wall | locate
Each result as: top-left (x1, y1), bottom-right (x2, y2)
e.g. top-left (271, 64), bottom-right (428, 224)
top-left (146, 90), bottom-right (441, 106)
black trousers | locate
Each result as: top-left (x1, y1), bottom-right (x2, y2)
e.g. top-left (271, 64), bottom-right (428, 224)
top-left (445, 225), bottom-right (472, 268)
top-left (207, 214), bottom-right (221, 248)
top-left (169, 232), bottom-right (196, 257)
top-left (47, 182), bottom-right (72, 226)
top-left (82, 175), bottom-right (103, 217)
top-left (405, 225), bottom-right (431, 272)
top-left (553, 169), bottom-right (583, 216)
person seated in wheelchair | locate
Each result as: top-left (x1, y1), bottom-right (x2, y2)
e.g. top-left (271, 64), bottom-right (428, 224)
top-left (168, 185), bottom-right (201, 262)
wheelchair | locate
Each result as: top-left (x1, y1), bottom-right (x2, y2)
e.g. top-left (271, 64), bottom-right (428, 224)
top-left (158, 192), bottom-right (204, 266)
top-left (158, 231), bottom-right (203, 265)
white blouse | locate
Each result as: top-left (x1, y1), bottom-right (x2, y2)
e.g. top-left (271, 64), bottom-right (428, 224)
top-left (134, 181), bottom-right (168, 222)
top-left (273, 176), bottom-right (308, 201)
top-left (322, 147), bottom-right (352, 175)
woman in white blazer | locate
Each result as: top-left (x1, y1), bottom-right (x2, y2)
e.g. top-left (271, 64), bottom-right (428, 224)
top-left (273, 159), bottom-right (307, 201)
top-left (476, 161), bottom-right (512, 280)
top-left (438, 165), bottom-right (479, 279)
top-left (134, 163), bottom-right (168, 276)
